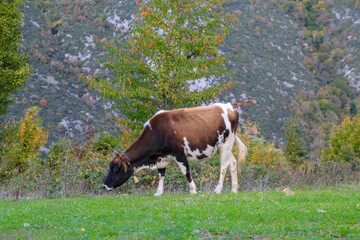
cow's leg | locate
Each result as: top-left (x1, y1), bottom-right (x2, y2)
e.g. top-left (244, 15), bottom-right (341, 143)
top-left (176, 160), bottom-right (197, 195)
top-left (214, 144), bottom-right (232, 194)
top-left (229, 153), bottom-right (239, 193)
top-left (154, 168), bottom-right (166, 197)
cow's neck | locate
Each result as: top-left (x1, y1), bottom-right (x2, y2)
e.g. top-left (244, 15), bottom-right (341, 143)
top-left (124, 127), bottom-right (156, 168)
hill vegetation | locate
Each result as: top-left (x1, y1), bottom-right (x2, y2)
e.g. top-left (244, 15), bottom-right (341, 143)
top-left (0, 0), bottom-right (359, 198)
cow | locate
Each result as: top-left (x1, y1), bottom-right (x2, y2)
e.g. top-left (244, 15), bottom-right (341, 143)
top-left (103, 103), bottom-right (247, 196)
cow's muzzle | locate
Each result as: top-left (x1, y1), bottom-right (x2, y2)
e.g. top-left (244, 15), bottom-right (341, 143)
top-left (102, 184), bottom-right (113, 191)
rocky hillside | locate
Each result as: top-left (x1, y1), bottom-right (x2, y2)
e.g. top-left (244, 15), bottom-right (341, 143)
top-left (3, 0), bottom-right (359, 145)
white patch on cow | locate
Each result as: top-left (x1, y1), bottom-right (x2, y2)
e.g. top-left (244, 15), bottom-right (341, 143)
top-left (189, 180), bottom-right (197, 195)
top-left (103, 184), bottom-right (113, 191)
top-left (183, 137), bottom-right (217, 162)
top-left (156, 155), bottom-right (173, 168)
top-left (154, 175), bottom-right (165, 196)
top-left (214, 103), bottom-right (233, 131)
top-left (176, 161), bottom-right (187, 175)
top-left (214, 133), bottom-right (236, 194)
top-left (134, 165), bottom-right (147, 173)
top-left (133, 155), bottom-right (174, 173)
top-left (143, 120), bottom-right (152, 130)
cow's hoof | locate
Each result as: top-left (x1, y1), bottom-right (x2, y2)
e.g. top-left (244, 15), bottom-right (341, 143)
top-left (154, 192), bottom-right (163, 197)
top-left (214, 187), bottom-right (222, 194)
top-left (231, 189), bottom-right (238, 194)
top-left (189, 190), bottom-right (197, 195)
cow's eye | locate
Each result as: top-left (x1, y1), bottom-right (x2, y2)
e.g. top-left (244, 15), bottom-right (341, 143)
top-left (113, 165), bottom-right (119, 173)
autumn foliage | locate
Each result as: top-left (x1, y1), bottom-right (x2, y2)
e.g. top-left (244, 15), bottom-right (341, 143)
top-left (237, 121), bottom-right (287, 174)
top-left (322, 114), bottom-right (360, 167)
top-left (0, 107), bottom-right (48, 178)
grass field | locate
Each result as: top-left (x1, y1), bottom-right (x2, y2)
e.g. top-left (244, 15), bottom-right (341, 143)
top-left (1, 188), bottom-right (360, 239)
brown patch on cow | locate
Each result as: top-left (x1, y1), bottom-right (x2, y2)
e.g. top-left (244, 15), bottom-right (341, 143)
top-left (149, 105), bottom-right (227, 152)
top-left (112, 153), bottom-right (122, 164)
top-left (227, 108), bottom-right (239, 133)
top-left (112, 154), bottom-right (129, 172)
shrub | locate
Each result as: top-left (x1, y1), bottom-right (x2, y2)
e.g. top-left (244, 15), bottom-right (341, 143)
top-left (284, 119), bottom-right (307, 167)
top-left (0, 107), bottom-right (48, 179)
top-left (237, 121), bottom-right (287, 176)
top-left (42, 130), bottom-right (120, 196)
top-left (322, 114), bottom-right (360, 168)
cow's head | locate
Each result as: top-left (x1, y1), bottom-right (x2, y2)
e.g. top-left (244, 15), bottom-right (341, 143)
top-left (103, 152), bottom-right (133, 191)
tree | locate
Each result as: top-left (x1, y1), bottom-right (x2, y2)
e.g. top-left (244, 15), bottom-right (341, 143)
top-left (0, 107), bottom-right (48, 178)
top-left (89, 0), bottom-right (238, 131)
top-left (322, 114), bottom-right (360, 168)
top-left (0, 0), bottom-right (31, 118)
top-left (284, 119), bottom-right (307, 166)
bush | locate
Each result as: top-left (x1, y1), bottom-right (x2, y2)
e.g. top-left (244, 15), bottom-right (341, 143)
top-left (237, 121), bottom-right (287, 176)
top-left (284, 119), bottom-right (307, 167)
top-left (322, 114), bottom-right (360, 168)
top-left (0, 107), bottom-right (48, 179)
top-left (41, 130), bottom-right (122, 196)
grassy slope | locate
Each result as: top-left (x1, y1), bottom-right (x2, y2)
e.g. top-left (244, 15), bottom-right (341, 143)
top-left (1, 188), bottom-right (360, 239)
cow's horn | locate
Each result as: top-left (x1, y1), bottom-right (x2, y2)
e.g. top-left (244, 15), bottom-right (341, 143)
top-left (112, 149), bottom-right (120, 155)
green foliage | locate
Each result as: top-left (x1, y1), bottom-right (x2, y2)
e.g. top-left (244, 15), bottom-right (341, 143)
top-left (0, 117), bottom-right (121, 196)
top-left (283, 0), bottom-right (360, 160)
top-left (284, 119), bottom-right (307, 166)
top-left (44, 137), bottom-right (109, 195)
top-left (90, 131), bottom-right (121, 154)
top-left (89, 0), bottom-right (237, 131)
top-left (0, 0), bottom-right (31, 117)
top-left (41, 127), bottom-right (124, 195)
top-left (322, 114), bottom-right (360, 167)
top-left (0, 107), bottom-right (48, 179)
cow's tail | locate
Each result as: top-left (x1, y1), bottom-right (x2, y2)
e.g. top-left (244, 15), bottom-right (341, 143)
top-left (235, 135), bottom-right (247, 168)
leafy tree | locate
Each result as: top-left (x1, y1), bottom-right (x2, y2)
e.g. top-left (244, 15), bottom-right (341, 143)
top-left (0, 107), bottom-right (48, 179)
top-left (89, 0), bottom-right (237, 131)
top-left (322, 114), bottom-right (360, 168)
top-left (284, 119), bottom-right (307, 166)
top-left (0, 0), bottom-right (31, 118)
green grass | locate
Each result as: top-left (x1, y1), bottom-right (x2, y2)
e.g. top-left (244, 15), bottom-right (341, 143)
top-left (1, 188), bottom-right (360, 239)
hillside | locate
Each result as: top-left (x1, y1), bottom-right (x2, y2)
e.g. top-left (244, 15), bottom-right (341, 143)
top-left (3, 0), bottom-right (359, 146)
top-left (331, 2), bottom-right (360, 89)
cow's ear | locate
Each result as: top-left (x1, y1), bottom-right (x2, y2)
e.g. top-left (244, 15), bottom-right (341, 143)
top-left (121, 160), bottom-right (128, 173)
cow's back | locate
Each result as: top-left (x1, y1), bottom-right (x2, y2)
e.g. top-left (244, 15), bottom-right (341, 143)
top-left (149, 104), bottom-right (239, 152)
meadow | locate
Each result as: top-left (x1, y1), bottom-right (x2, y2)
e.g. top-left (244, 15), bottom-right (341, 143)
top-left (1, 187), bottom-right (360, 239)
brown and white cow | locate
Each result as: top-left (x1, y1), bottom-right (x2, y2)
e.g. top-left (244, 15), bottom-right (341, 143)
top-left (103, 103), bottom-right (247, 196)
